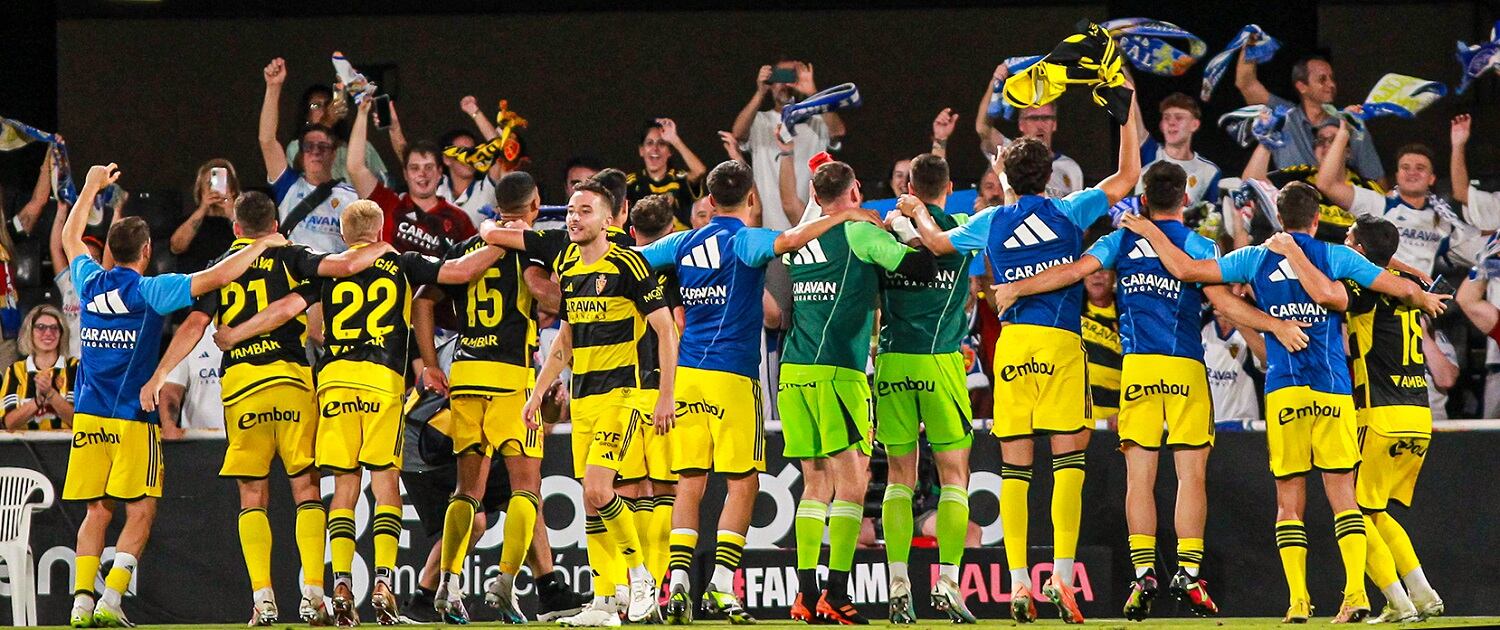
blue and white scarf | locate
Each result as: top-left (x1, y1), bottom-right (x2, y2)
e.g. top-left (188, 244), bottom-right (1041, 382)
top-left (1218, 104), bottom-right (1293, 149)
top-left (987, 55), bottom-right (1044, 121)
top-left (1100, 18), bottom-right (1207, 77)
top-left (780, 83), bottom-right (861, 142)
top-left (1201, 25), bottom-right (1280, 101)
top-left (1359, 74), bottom-right (1448, 119)
top-left (1456, 22), bottom-right (1500, 94)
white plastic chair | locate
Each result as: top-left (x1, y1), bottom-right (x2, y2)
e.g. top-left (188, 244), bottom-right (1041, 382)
top-left (0, 467), bottom-right (54, 626)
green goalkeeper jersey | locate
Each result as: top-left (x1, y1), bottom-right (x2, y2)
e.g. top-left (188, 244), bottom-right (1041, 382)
top-left (782, 220), bottom-right (916, 371)
top-left (878, 206), bottom-right (971, 355)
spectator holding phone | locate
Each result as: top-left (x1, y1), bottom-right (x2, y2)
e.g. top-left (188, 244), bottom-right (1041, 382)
top-left (2, 304), bottom-right (77, 431)
top-left (258, 58), bottom-right (360, 253)
top-left (731, 59), bottom-right (847, 229)
top-left (626, 118), bottom-right (708, 229)
top-left (170, 159), bottom-right (240, 273)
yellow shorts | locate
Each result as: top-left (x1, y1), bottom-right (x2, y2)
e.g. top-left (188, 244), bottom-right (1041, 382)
top-left (571, 389), bottom-right (650, 478)
top-left (669, 367), bottom-right (765, 474)
top-left (316, 387), bottom-right (403, 472)
top-left (621, 416), bottom-right (678, 483)
top-left (222, 383), bottom-right (319, 478)
top-left (63, 414), bottom-right (163, 501)
top-left (1265, 386), bottom-right (1359, 478)
top-left (443, 393), bottom-right (541, 458)
top-left (1118, 355), bottom-right (1215, 449)
top-left (1355, 420), bottom-right (1429, 512)
top-left (991, 324), bottom-right (1092, 439)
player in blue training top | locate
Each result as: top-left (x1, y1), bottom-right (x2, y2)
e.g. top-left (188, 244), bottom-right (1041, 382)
top-left (990, 162), bottom-right (1314, 620)
top-left (636, 160), bottom-right (879, 623)
top-left (63, 164), bottom-right (294, 629)
top-left (1118, 181), bottom-right (1445, 624)
top-left (905, 88), bottom-right (1141, 624)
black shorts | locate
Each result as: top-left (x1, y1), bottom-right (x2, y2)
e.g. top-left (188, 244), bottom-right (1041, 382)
top-left (402, 463), bottom-right (513, 538)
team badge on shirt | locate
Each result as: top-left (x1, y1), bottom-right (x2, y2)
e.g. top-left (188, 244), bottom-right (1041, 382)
top-left (596, 276), bottom-right (608, 294)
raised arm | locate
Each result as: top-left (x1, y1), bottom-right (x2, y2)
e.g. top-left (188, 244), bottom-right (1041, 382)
top-left (1264, 233), bottom-right (1348, 311)
top-left (63, 165), bottom-right (119, 264)
top-left (1234, 45), bottom-right (1271, 105)
top-left (50, 198), bottom-right (70, 275)
top-left (658, 119), bottom-right (707, 184)
top-left (316, 241), bottom-right (395, 277)
top-left (775, 129), bottom-right (805, 225)
top-left (460, 96), bottom-right (501, 141)
top-left (795, 63), bottom-right (846, 139)
top-left (214, 292), bottom-right (309, 351)
top-left (16, 151), bottom-right (53, 235)
top-left (976, 64), bottom-right (1010, 157)
top-left (436, 244), bottom-right (506, 284)
top-left (1314, 122), bottom-right (1356, 209)
top-left (385, 102), bottom-right (408, 170)
top-left (1095, 88), bottom-right (1143, 205)
top-left (523, 264), bottom-right (561, 317)
top-left (1242, 143), bottom-right (1273, 181)
top-left (258, 58), bottom-right (290, 181)
top-left (141, 310), bottom-right (211, 412)
top-left (1457, 273), bottom-right (1498, 341)
top-left (1451, 114), bottom-right (1471, 205)
top-left (188, 233), bottom-right (289, 297)
top-left (931, 108), bottom-right (958, 159)
top-left (989, 256), bottom-right (1101, 316)
top-left (1118, 213), bottom-right (1224, 282)
top-left (347, 99), bottom-right (379, 199)
top-left (732, 66), bottom-right (772, 142)
top-left (1204, 283), bottom-right (1311, 351)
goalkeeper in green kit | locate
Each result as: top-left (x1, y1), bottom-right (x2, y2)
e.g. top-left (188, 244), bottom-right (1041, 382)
top-left (780, 160), bottom-right (937, 625)
top-left (881, 154), bottom-right (979, 624)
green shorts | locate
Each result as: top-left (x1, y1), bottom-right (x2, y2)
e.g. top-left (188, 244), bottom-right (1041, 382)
top-left (778, 363), bottom-right (873, 459)
top-left (873, 352), bottom-right (974, 455)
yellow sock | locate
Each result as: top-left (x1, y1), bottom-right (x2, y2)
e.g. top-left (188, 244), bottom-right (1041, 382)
top-left (238, 508), bottom-right (274, 591)
top-left (1364, 515), bottom-right (1399, 588)
top-left (295, 501), bottom-right (327, 589)
top-left (328, 508), bottom-right (357, 576)
top-left (1051, 451), bottom-right (1087, 560)
top-left (104, 562), bottom-right (133, 595)
top-left (1333, 510), bottom-right (1367, 598)
top-left (441, 496), bottom-right (479, 575)
top-left (1000, 463), bottom-right (1032, 573)
top-left (632, 498), bottom-right (655, 576)
top-left (668, 528), bottom-right (698, 574)
top-left (652, 495), bottom-right (675, 583)
top-left (74, 554), bottom-right (100, 596)
top-left (1177, 537), bottom-right (1205, 576)
top-left (372, 505), bottom-right (403, 576)
top-left (1128, 533), bottom-right (1156, 575)
top-left (1372, 512), bottom-right (1421, 575)
top-left (499, 492), bottom-right (539, 575)
top-left (586, 515), bottom-right (616, 594)
top-left (1275, 520), bottom-right (1309, 602)
top-left (599, 495), bottom-right (646, 569)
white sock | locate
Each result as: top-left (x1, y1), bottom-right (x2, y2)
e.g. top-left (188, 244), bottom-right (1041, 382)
top-left (302, 584), bottom-right (324, 600)
top-left (1183, 565), bottom-right (1200, 578)
top-left (1053, 558), bottom-right (1075, 586)
top-left (74, 593), bottom-right (94, 610)
top-left (711, 565), bottom-right (734, 592)
top-left (447, 573), bottom-right (465, 596)
top-left (1135, 566), bottom-right (1152, 578)
top-left (1381, 582), bottom-right (1416, 614)
top-left (938, 564), bottom-right (959, 583)
top-left (889, 562), bottom-right (909, 583)
top-left (254, 587), bottom-right (276, 604)
top-left (1402, 567), bottom-right (1437, 600)
top-left (592, 593), bottom-right (611, 608)
top-left (1010, 568), bottom-right (1031, 589)
top-left (670, 569), bottom-right (690, 592)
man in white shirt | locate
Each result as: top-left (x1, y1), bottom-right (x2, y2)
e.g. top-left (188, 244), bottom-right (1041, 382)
top-left (1133, 93), bottom-right (1221, 204)
top-left (977, 63), bottom-right (1083, 197)
top-left (258, 58), bottom-right (358, 253)
top-left (731, 60), bottom-right (847, 230)
top-left (160, 325), bottom-right (225, 436)
top-left (1201, 313), bottom-right (1263, 424)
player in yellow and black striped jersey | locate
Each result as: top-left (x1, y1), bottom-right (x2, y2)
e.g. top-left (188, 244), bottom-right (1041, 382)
top-left (521, 181), bottom-right (679, 623)
top-left (139, 191), bottom-right (397, 624)
top-left (1334, 215), bottom-right (1444, 619)
top-left (1082, 288), bottom-right (1121, 419)
top-left (212, 199), bottom-right (505, 625)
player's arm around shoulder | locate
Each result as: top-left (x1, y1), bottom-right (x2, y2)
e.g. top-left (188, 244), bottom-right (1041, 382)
top-left (314, 241), bottom-right (395, 277)
top-left (213, 291), bottom-right (311, 352)
top-left (847, 220), bottom-right (936, 280)
top-left (188, 232), bottom-right (291, 298)
top-left (1118, 213), bottom-right (1223, 283)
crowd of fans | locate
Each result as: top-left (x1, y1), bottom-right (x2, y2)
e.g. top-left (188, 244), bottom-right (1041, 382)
top-left (3, 49), bottom-right (1500, 438)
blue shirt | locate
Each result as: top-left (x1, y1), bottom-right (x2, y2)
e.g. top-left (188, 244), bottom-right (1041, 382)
top-left (1088, 221), bottom-right (1218, 360)
top-left (640, 216), bottom-right (778, 379)
top-left (1216, 233), bottom-right (1383, 395)
top-left (947, 188), bottom-right (1109, 333)
top-left (71, 255), bottom-right (194, 422)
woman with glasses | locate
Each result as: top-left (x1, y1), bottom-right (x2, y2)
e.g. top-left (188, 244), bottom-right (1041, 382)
top-left (2, 304), bottom-right (78, 431)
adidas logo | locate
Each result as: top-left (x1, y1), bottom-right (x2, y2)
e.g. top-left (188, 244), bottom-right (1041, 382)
top-left (1267, 259), bottom-right (1299, 282)
top-left (784, 239), bottom-right (828, 266)
top-left (1127, 240), bottom-right (1158, 259)
top-left (85, 290), bottom-right (129, 315)
top-left (680, 234), bottom-right (722, 269)
top-left (1002, 214), bottom-right (1060, 249)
